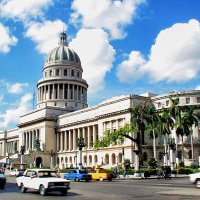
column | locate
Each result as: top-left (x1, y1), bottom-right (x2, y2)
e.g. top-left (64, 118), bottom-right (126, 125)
top-left (56, 132), bottom-right (59, 151)
top-left (44, 85), bottom-right (46, 100)
top-left (63, 84), bottom-right (65, 99)
top-left (83, 127), bottom-right (86, 149)
top-left (48, 84), bottom-right (50, 100)
top-left (116, 120), bottom-right (119, 130)
top-left (77, 85), bottom-right (79, 100)
top-left (93, 125), bottom-right (96, 144)
top-left (72, 85), bottom-right (75, 100)
top-left (73, 129), bottom-right (76, 150)
top-left (78, 128), bottom-right (80, 138)
top-left (26, 132), bottom-right (29, 150)
top-left (53, 84), bottom-right (55, 99)
top-left (68, 84), bottom-right (70, 99)
top-left (88, 126), bottom-right (91, 148)
top-left (110, 121), bottom-right (112, 132)
top-left (60, 132), bottom-right (63, 151)
top-left (32, 131), bottom-right (35, 150)
top-left (69, 130), bottom-right (72, 151)
top-left (57, 84), bottom-right (60, 99)
top-left (64, 131), bottom-right (67, 151)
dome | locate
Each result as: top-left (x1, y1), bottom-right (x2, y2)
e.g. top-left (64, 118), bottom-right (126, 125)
top-left (44, 32), bottom-right (81, 67)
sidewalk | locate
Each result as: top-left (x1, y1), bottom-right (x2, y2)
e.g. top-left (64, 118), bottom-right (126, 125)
top-left (115, 174), bottom-right (189, 180)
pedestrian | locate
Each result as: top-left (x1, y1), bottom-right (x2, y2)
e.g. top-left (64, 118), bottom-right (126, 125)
top-left (114, 165), bottom-right (119, 177)
top-left (123, 165), bottom-right (128, 177)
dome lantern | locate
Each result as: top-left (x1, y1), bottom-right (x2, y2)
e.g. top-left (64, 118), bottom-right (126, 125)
top-left (59, 32), bottom-right (68, 46)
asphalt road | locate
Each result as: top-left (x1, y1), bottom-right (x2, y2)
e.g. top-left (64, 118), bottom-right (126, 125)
top-left (0, 176), bottom-right (200, 200)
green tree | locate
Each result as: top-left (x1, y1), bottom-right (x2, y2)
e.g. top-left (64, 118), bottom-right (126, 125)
top-left (94, 105), bottom-right (152, 172)
top-left (155, 109), bottom-right (174, 165)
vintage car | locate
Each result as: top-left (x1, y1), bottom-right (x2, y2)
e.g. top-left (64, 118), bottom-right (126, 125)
top-left (0, 170), bottom-right (6, 189)
top-left (88, 168), bottom-right (112, 181)
top-left (9, 169), bottom-right (25, 177)
top-left (189, 172), bottom-right (200, 187)
top-left (64, 169), bottom-right (92, 182)
top-left (16, 169), bottom-right (70, 196)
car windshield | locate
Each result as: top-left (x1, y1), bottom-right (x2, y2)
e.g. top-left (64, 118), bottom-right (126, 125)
top-left (79, 170), bottom-right (87, 174)
top-left (38, 171), bottom-right (58, 178)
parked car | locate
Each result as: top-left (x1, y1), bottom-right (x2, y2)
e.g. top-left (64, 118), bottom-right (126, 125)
top-left (9, 169), bottom-right (25, 177)
top-left (189, 172), bottom-right (200, 188)
top-left (88, 168), bottom-right (112, 181)
top-left (16, 169), bottom-right (70, 196)
top-left (64, 169), bottom-right (92, 182)
top-left (0, 170), bottom-right (6, 189)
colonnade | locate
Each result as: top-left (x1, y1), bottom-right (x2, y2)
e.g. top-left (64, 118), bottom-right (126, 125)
top-left (38, 83), bottom-right (87, 103)
top-left (22, 129), bottom-right (40, 151)
top-left (56, 125), bottom-right (98, 152)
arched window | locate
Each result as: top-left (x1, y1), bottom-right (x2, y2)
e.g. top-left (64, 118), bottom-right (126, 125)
top-left (94, 155), bottom-right (98, 164)
top-left (118, 153), bottom-right (122, 164)
top-left (89, 155), bottom-right (92, 164)
top-left (56, 69), bottom-right (59, 76)
top-left (64, 69), bottom-right (67, 76)
top-left (71, 70), bottom-right (74, 77)
top-left (105, 154), bottom-right (109, 165)
top-left (112, 153), bottom-right (116, 165)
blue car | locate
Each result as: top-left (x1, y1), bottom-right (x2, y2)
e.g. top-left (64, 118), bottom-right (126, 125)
top-left (64, 169), bottom-right (92, 182)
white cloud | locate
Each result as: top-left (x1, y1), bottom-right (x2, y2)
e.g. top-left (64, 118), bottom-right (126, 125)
top-left (0, 23), bottom-right (17, 53)
top-left (70, 28), bottom-right (116, 94)
top-left (0, 0), bottom-right (53, 23)
top-left (117, 19), bottom-right (200, 83)
top-left (117, 51), bottom-right (146, 83)
top-left (25, 20), bottom-right (67, 54)
top-left (0, 93), bottom-right (32, 128)
top-left (7, 83), bottom-right (28, 94)
top-left (70, 0), bottom-right (145, 39)
top-left (195, 86), bottom-right (200, 90)
top-left (146, 19), bottom-right (200, 82)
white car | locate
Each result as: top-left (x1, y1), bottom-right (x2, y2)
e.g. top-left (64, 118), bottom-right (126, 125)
top-left (16, 169), bottom-right (70, 196)
top-left (9, 169), bottom-right (25, 177)
top-left (189, 172), bottom-right (200, 187)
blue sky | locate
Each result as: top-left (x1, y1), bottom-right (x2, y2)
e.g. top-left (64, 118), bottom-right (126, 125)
top-left (0, 0), bottom-right (200, 130)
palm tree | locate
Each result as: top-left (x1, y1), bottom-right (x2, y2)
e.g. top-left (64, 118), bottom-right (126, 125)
top-left (169, 97), bottom-right (181, 162)
top-left (155, 109), bottom-right (174, 165)
top-left (145, 106), bottom-right (159, 160)
top-left (182, 106), bottom-right (199, 163)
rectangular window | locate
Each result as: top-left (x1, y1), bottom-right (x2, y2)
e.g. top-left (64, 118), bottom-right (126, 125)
top-left (197, 97), bottom-right (200, 103)
top-left (166, 100), bottom-right (169, 106)
top-left (186, 97), bottom-right (190, 104)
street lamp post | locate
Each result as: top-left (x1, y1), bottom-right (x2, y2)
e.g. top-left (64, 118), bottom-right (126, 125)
top-left (77, 137), bottom-right (86, 169)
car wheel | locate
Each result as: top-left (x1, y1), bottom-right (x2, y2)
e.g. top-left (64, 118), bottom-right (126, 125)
top-left (39, 185), bottom-right (47, 196)
top-left (20, 183), bottom-right (26, 193)
top-left (61, 189), bottom-right (68, 196)
top-left (99, 177), bottom-right (103, 181)
top-left (108, 178), bottom-right (112, 181)
top-left (196, 179), bottom-right (200, 188)
top-left (75, 178), bottom-right (80, 182)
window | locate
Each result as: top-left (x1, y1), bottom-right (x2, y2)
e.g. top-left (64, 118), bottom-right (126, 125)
top-left (64, 69), bottom-right (67, 76)
top-left (77, 72), bottom-right (79, 77)
top-left (157, 102), bottom-right (161, 108)
top-left (186, 97), bottom-right (190, 104)
top-left (197, 97), bottom-right (200, 103)
top-left (166, 100), bottom-right (169, 106)
top-left (49, 70), bottom-right (52, 76)
top-left (71, 70), bottom-right (74, 77)
top-left (56, 69), bottom-right (59, 76)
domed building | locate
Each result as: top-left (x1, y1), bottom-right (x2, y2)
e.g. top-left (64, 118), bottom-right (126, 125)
top-left (0, 33), bottom-right (200, 170)
top-left (37, 32), bottom-right (88, 111)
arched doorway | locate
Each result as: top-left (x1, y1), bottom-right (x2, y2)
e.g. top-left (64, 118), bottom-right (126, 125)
top-left (36, 157), bottom-right (42, 168)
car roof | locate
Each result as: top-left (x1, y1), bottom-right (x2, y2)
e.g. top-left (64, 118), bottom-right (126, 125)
top-left (27, 168), bottom-right (56, 172)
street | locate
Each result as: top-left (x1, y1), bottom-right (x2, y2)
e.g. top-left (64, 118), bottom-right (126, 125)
top-left (0, 176), bottom-right (200, 200)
